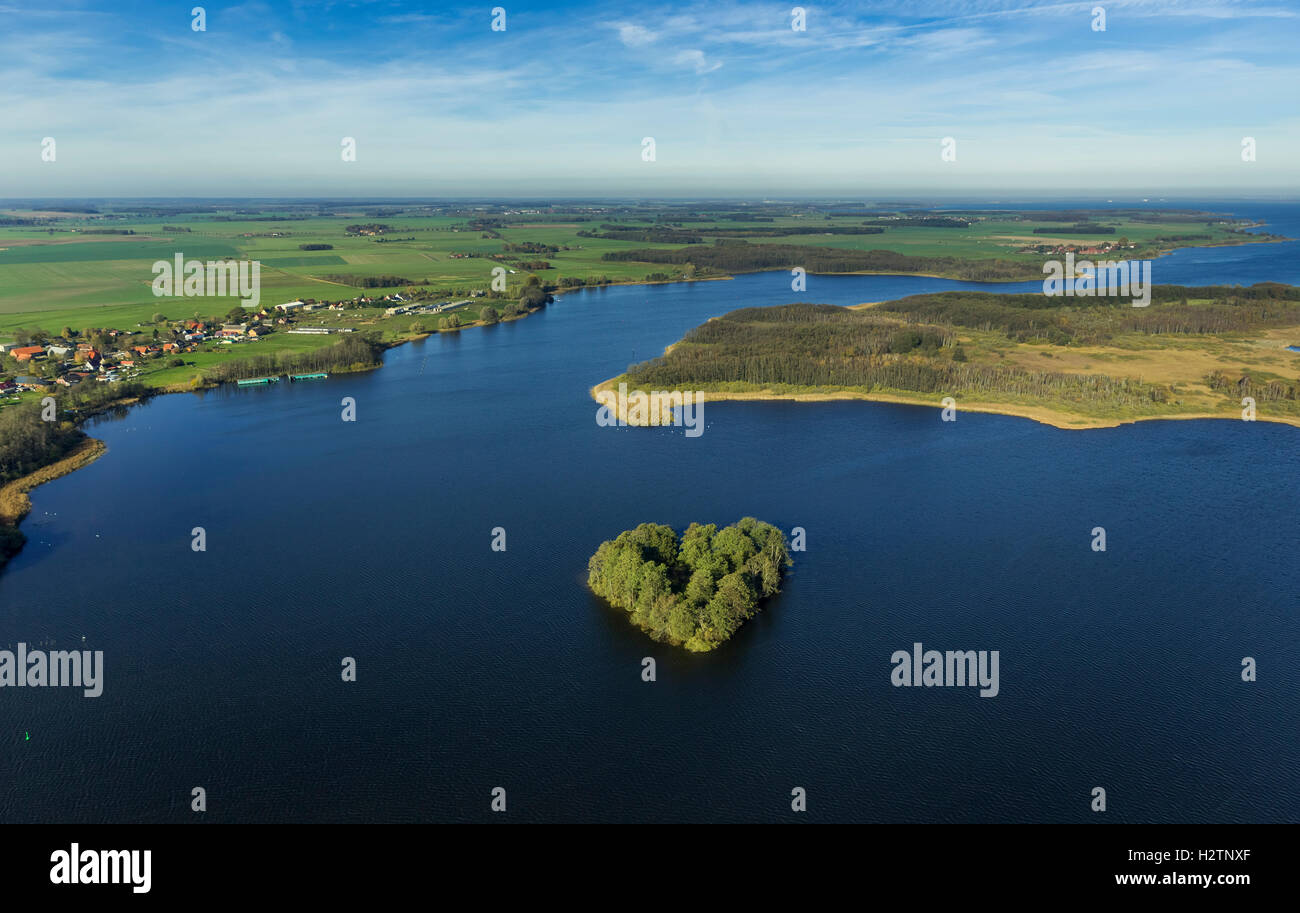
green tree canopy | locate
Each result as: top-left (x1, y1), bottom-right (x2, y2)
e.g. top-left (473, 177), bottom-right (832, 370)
top-left (587, 518), bottom-right (791, 652)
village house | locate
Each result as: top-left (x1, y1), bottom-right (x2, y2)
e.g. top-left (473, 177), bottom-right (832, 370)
top-left (11, 345), bottom-right (46, 362)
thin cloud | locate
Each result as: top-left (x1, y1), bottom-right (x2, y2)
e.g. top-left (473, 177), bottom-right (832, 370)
top-left (674, 48), bottom-right (722, 74)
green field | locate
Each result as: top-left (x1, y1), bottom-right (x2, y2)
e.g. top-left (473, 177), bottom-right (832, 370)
top-left (0, 203), bottom-right (1281, 395)
top-left (0, 204), bottom-right (1274, 334)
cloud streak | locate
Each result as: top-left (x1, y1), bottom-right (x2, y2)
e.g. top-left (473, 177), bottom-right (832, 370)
top-left (1, 0), bottom-right (1297, 194)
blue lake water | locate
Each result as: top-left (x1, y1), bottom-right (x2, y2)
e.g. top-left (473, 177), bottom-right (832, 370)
top-left (2, 202), bottom-right (1298, 822)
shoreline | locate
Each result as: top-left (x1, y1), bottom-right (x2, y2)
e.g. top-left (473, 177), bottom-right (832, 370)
top-left (5, 232), bottom-right (1297, 555)
top-left (0, 436), bottom-right (107, 527)
top-left (589, 374), bottom-right (1300, 432)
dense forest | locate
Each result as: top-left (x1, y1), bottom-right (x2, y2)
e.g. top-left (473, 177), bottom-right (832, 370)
top-left (0, 403), bottom-right (85, 486)
top-left (587, 519), bottom-right (791, 652)
top-left (622, 303), bottom-right (1177, 414)
top-left (603, 240), bottom-right (1033, 280)
top-left (876, 286), bottom-right (1300, 345)
top-left (618, 287), bottom-right (1300, 417)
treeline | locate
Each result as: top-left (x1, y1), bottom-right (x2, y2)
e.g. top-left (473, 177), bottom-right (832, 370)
top-left (878, 286), bottom-right (1300, 345)
top-left (345, 223), bottom-right (392, 234)
top-left (1206, 371), bottom-right (1298, 403)
top-left (1033, 223), bottom-right (1115, 234)
top-left (299, 243), bottom-right (333, 250)
top-left (556, 275), bottom-right (615, 288)
top-left (864, 217), bottom-right (970, 228)
top-left (579, 227), bottom-right (704, 243)
top-left (163, 226), bottom-right (192, 232)
top-left (60, 379), bottom-right (150, 415)
top-left (623, 303), bottom-right (1174, 413)
top-left (582, 225), bottom-right (888, 242)
top-left (202, 335), bottom-right (384, 383)
top-left (503, 241), bottom-right (558, 254)
top-left (587, 519), bottom-right (791, 651)
top-left (323, 274), bottom-right (415, 288)
top-left (1019, 210), bottom-right (1209, 223)
top-left (602, 240), bottom-right (1033, 280)
top-left (695, 225), bottom-right (886, 237)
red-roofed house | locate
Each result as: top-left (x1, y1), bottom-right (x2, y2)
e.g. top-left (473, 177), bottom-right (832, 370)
top-left (11, 346), bottom-right (45, 362)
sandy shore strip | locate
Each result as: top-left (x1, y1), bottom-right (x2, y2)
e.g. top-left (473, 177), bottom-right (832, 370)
top-left (589, 375), bottom-right (1300, 431)
top-left (0, 437), bottom-right (107, 526)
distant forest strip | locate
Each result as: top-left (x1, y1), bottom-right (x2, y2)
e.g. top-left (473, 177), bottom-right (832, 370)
top-left (862, 217), bottom-right (971, 228)
top-left (1032, 223), bottom-right (1115, 234)
top-left (581, 225), bottom-right (889, 242)
top-left (201, 334), bottom-right (385, 383)
top-left (602, 240), bottom-right (1034, 280)
top-left (1018, 209), bottom-right (1220, 223)
top-left (322, 274), bottom-right (418, 287)
top-left (875, 285), bottom-right (1300, 345)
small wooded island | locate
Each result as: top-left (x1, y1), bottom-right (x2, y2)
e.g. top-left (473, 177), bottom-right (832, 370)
top-left (587, 518), bottom-right (791, 651)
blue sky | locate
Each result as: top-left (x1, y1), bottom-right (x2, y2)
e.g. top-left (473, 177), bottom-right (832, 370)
top-left (2, 0), bottom-right (1298, 196)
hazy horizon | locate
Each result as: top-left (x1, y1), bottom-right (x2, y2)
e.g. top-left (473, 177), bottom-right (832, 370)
top-left (3, 0), bottom-right (1298, 197)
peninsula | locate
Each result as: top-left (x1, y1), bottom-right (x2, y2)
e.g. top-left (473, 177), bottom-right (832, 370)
top-left (595, 284), bottom-right (1300, 430)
